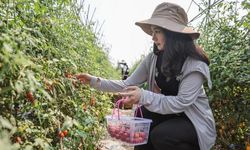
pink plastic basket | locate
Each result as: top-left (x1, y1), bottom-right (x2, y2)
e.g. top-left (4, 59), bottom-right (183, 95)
top-left (106, 98), bottom-right (152, 146)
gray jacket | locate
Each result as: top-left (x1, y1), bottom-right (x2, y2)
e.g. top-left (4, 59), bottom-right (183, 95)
top-left (90, 52), bottom-right (217, 150)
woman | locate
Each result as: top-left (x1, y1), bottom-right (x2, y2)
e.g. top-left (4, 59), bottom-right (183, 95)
top-left (76, 2), bottom-right (216, 150)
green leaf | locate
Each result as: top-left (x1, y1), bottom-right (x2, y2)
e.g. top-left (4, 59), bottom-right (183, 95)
top-left (0, 116), bottom-right (13, 129)
top-left (14, 81), bottom-right (24, 94)
top-left (62, 116), bottom-right (73, 129)
top-left (76, 130), bottom-right (87, 138)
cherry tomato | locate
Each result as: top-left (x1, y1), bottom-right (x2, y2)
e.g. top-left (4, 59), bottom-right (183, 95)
top-left (58, 131), bottom-right (65, 138)
top-left (63, 130), bottom-right (68, 136)
top-left (26, 91), bottom-right (34, 102)
top-left (90, 96), bottom-right (96, 106)
top-left (15, 136), bottom-right (22, 143)
top-left (82, 104), bottom-right (87, 112)
top-left (65, 72), bottom-right (72, 78)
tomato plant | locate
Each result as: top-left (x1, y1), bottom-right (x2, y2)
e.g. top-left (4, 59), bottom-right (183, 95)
top-left (0, 0), bottom-right (119, 149)
top-left (197, 0), bottom-right (250, 149)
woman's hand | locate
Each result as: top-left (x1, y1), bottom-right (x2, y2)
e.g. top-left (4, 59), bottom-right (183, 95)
top-left (119, 86), bottom-right (142, 105)
top-left (75, 73), bottom-right (92, 85)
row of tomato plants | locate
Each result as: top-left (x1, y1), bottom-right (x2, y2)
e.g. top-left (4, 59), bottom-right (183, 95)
top-left (0, 0), bottom-right (120, 149)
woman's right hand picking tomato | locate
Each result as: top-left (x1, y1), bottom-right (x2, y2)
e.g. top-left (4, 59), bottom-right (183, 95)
top-left (75, 73), bottom-right (92, 85)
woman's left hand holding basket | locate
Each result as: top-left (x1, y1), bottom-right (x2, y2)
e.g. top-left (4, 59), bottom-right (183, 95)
top-left (118, 86), bottom-right (141, 105)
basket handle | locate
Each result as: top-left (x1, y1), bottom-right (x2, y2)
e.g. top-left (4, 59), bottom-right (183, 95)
top-left (112, 97), bottom-right (144, 119)
top-left (134, 104), bottom-right (143, 118)
top-left (111, 98), bottom-right (124, 120)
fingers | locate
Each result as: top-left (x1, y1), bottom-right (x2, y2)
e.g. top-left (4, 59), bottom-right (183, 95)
top-left (122, 96), bottom-right (132, 105)
top-left (117, 86), bottom-right (140, 105)
top-left (74, 73), bottom-right (91, 84)
top-left (75, 73), bottom-right (87, 79)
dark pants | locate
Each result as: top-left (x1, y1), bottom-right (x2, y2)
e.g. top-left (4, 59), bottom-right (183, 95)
top-left (134, 106), bottom-right (200, 150)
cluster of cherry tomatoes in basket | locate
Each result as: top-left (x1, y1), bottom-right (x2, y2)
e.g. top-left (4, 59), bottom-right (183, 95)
top-left (107, 124), bottom-right (148, 144)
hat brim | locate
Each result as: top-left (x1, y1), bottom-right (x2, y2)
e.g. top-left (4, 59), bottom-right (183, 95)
top-left (135, 18), bottom-right (200, 39)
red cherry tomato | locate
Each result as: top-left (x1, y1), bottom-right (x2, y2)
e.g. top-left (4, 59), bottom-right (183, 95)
top-left (15, 136), bottom-right (22, 143)
top-left (26, 91), bottom-right (34, 102)
top-left (63, 130), bottom-right (68, 136)
top-left (65, 72), bottom-right (72, 78)
top-left (58, 131), bottom-right (65, 138)
top-left (82, 104), bottom-right (87, 112)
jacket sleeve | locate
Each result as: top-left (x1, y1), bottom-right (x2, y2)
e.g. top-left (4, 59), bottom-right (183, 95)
top-left (89, 53), bottom-right (152, 92)
top-left (139, 71), bottom-right (205, 114)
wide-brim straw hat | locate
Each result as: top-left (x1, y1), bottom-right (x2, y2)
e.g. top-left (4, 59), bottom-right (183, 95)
top-left (135, 2), bottom-right (200, 39)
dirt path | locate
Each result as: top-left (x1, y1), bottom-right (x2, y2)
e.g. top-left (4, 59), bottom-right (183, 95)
top-left (99, 109), bottom-right (134, 150)
top-left (99, 136), bottom-right (134, 150)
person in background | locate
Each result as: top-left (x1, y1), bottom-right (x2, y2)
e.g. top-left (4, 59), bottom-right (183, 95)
top-left (118, 60), bottom-right (129, 80)
top-left (76, 2), bottom-right (216, 150)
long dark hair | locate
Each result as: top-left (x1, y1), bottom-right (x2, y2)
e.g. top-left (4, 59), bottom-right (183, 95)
top-left (154, 29), bottom-right (210, 79)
